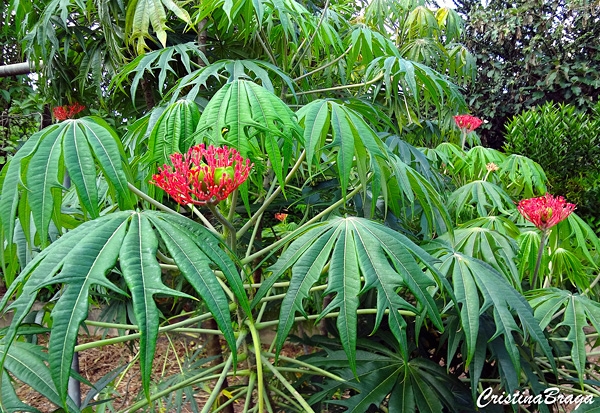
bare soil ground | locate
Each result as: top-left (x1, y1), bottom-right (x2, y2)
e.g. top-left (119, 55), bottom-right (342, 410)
top-left (15, 334), bottom-right (305, 413)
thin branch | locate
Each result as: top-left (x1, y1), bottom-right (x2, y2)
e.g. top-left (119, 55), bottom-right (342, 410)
top-left (287, 72), bottom-right (384, 97)
top-left (293, 45), bottom-right (352, 82)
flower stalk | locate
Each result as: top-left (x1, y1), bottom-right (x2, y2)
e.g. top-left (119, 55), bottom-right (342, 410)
top-left (518, 193), bottom-right (576, 287)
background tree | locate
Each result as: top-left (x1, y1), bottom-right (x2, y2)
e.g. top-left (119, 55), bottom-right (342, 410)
top-left (453, 0), bottom-right (600, 147)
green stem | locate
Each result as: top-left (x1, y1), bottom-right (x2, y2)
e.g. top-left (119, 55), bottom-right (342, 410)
top-left (200, 333), bottom-right (247, 413)
top-left (460, 129), bottom-right (467, 150)
top-left (237, 150), bottom-right (306, 240)
top-left (241, 182), bottom-right (364, 265)
top-left (242, 373), bottom-right (256, 412)
top-left (255, 308), bottom-right (416, 329)
top-left (189, 204), bottom-right (220, 235)
top-left (128, 182), bottom-right (181, 216)
top-left (261, 351), bottom-right (344, 381)
top-left (247, 320), bottom-right (265, 413)
top-left (290, 0), bottom-right (330, 73)
top-left (260, 354), bottom-right (316, 413)
top-left (208, 203), bottom-right (236, 250)
top-left (76, 304), bottom-right (237, 351)
top-left (293, 46), bottom-right (351, 82)
top-left (287, 73), bottom-right (384, 97)
top-left (532, 229), bottom-right (548, 288)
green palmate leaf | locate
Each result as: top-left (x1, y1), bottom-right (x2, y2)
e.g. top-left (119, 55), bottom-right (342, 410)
top-left (424, 245), bottom-right (554, 374)
top-left (550, 213), bottom-right (600, 270)
top-left (296, 99), bottom-right (388, 202)
top-left (143, 99), bottom-right (201, 166)
top-left (194, 79), bottom-right (302, 191)
top-left (387, 153), bottom-right (452, 238)
top-left (0, 117), bottom-right (132, 254)
top-left (0, 341), bottom-right (79, 413)
top-left (110, 42), bottom-right (207, 102)
top-left (147, 214), bottom-right (240, 349)
top-left (0, 126), bottom-right (50, 251)
top-left (460, 216), bottom-right (521, 239)
top-left (437, 227), bottom-right (520, 288)
top-left (447, 180), bottom-right (516, 224)
top-left (265, 216), bottom-right (444, 373)
top-left (307, 347), bottom-right (470, 413)
top-left (171, 60), bottom-right (297, 101)
top-left (458, 146), bottom-right (506, 182)
top-left (119, 213), bottom-right (191, 398)
top-left (498, 154), bottom-right (548, 198)
top-left (1, 210), bottom-right (241, 407)
top-left (125, 0), bottom-right (192, 53)
top-left (528, 289), bottom-right (600, 386)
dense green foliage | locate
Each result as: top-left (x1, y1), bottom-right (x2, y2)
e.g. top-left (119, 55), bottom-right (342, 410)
top-left (1, 0), bottom-right (600, 412)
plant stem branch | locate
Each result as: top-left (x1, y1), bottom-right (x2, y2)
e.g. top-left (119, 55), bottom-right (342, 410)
top-left (200, 334), bottom-right (247, 413)
top-left (293, 46), bottom-right (352, 82)
top-left (532, 229), bottom-right (548, 288)
top-left (237, 150), bottom-right (306, 240)
top-left (208, 203), bottom-right (236, 250)
top-left (287, 73), bottom-right (384, 97)
top-left (241, 182), bottom-right (363, 265)
top-left (260, 354), bottom-right (316, 413)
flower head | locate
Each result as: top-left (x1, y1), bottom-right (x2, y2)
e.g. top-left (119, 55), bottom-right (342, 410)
top-left (53, 103), bottom-right (86, 120)
top-left (275, 212), bottom-right (288, 222)
top-left (151, 144), bottom-right (252, 206)
top-left (486, 162), bottom-right (499, 172)
top-left (517, 193), bottom-right (576, 231)
top-left (454, 114), bottom-right (483, 133)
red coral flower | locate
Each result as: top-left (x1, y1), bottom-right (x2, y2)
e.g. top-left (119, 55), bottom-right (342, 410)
top-left (517, 193), bottom-right (576, 231)
top-left (453, 114), bottom-right (483, 133)
top-left (151, 144), bottom-right (252, 206)
top-left (274, 212), bottom-right (288, 222)
top-left (53, 102), bottom-right (86, 120)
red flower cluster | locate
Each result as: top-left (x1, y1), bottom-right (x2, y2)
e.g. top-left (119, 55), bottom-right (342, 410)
top-left (53, 103), bottom-right (86, 120)
top-left (453, 114), bottom-right (483, 133)
top-left (151, 144), bottom-right (252, 206)
top-left (517, 193), bottom-right (576, 231)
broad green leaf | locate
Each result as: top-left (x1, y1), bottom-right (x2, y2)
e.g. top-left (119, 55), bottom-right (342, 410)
top-left (447, 180), bottom-right (515, 224)
top-left (296, 99), bottom-right (387, 202)
top-left (64, 122), bottom-right (99, 219)
top-left (437, 227), bottom-right (520, 288)
top-left (311, 348), bottom-right (471, 412)
top-left (125, 0), bottom-right (191, 53)
top-left (387, 153), bottom-right (452, 238)
top-left (119, 213), bottom-right (191, 398)
top-left (528, 289), bottom-right (600, 386)
top-left (498, 154), bottom-right (547, 198)
top-left (268, 217), bottom-right (444, 367)
top-left (143, 99), bottom-right (201, 166)
top-left (79, 117), bottom-right (133, 210)
top-left (1, 117), bottom-right (133, 258)
top-left (43, 214), bottom-right (130, 407)
top-left (194, 80), bottom-right (302, 191)
top-left (426, 243), bottom-right (554, 373)
top-left (147, 214), bottom-right (238, 357)
top-left (26, 123), bottom-right (65, 247)
top-left (0, 342), bottom-right (79, 413)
